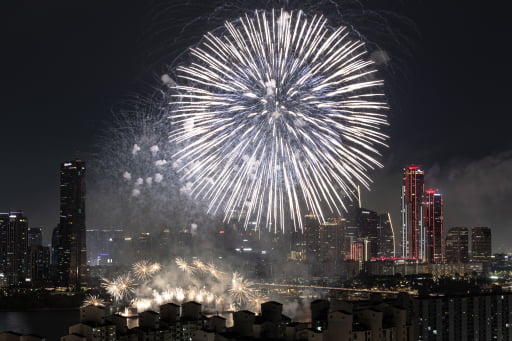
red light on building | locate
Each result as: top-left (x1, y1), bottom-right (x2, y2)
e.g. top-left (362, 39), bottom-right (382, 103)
top-left (401, 165), bottom-right (425, 260)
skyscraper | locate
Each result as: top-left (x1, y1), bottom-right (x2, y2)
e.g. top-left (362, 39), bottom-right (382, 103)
top-left (52, 159), bottom-right (87, 288)
top-left (423, 189), bottom-right (443, 263)
top-left (401, 165), bottom-right (424, 260)
top-left (357, 208), bottom-right (380, 258)
top-left (472, 226), bottom-right (492, 262)
top-left (377, 213), bottom-right (395, 258)
top-left (0, 212), bottom-right (29, 286)
top-left (445, 227), bottom-right (469, 264)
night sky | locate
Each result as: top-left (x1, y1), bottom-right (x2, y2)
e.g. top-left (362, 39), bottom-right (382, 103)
top-left (2, 1), bottom-right (511, 250)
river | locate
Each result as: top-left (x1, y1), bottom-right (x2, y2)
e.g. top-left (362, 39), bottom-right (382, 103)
top-left (0, 310), bottom-right (79, 341)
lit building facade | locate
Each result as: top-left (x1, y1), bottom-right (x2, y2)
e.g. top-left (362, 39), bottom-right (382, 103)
top-left (445, 227), bottom-right (469, 264)
top-left (401, 165), bottom-right (425, 260)
top-left (29, 244), bottom-right (51, 285)
top-left (423, 189), bottom-right (443, 263)
top-left (53, 159), bottom-right (87, 288)
top-left (471, 226), bottom-right (492, 262)
top-left (0, 212), bottom-right (29, 286)
top-left (415, 293), bottom-right (512, 340)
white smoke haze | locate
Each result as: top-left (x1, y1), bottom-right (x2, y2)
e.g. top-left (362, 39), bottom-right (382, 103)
top-left (365, 150), bottom-right (512, 253)
top-left (88, 97), bottom-right (219, 238)
top-left (438, 150), bottom-right (512, 252)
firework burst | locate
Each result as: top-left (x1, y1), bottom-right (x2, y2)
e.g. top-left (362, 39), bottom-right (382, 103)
top-left (102, 259), bottom-right (269, 313)
top-left (132, 260), bottom-right (162, 280)
top-left (82, 294), bottom-right (106, 307)
top-left (228, 272), bottom-right (255, 306)
top-left (192, 259), bottom-right (208, 272)
top-left (101, 274), bottom-right (136, 301)
top-left (170, 8), bottom-right (388, 232)
top-left (175, 257), bottom-right (196, 274)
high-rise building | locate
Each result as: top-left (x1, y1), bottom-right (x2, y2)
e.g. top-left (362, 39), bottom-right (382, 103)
top-left (472, 226), bottom-right (492, 262)
top-left (52, 159), bottom-right (87, 289)
top-left (357, 208), bottom-right (379, 258)
top-left (377, 213), bottom-right (395, 258)
top-left (416, 293), bottom-right (512, 340)
top-left (0, 212), bottom-right (29, 286)
top-left (423, 189), bottom-right (443, 263)
top-left (28, 227), bottom-right (43, 246)
top-left (445, 227), bottom-right (469, 264)
top-left (29, 244), bottom-right (51, 286)
top-left (401, 165), bottom-right (425, 260)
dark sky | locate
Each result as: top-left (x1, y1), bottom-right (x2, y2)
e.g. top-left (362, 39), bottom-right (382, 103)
top-left (2, 1), bottom-right (511, 250)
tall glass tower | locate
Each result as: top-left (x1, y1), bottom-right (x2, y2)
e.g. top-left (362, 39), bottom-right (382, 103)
top-left (401, 165), bottom-right (424, 260)
top-left (53, 159), bottom-right (87, 289)
top-left (423, 189), bottom-right (444, 263)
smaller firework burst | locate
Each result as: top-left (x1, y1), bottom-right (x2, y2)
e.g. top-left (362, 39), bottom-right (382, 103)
top-left (228, 272), bottom-right (255, 306)
top-left (207, 262), bottom-right (224, 280)
top-left (132, 260), bottom-right (162, 280)
top-left (192, 259), bottom-right (208, 273)
top-left (131, 298), bottom-right (152, 312)
top-left (175, 257), bottom-right (196, 274)
top-left (174, 287), bottom-right (185, 302)
top-left (250, 292), bottom-right (269, 312)
top-left (101, 274), bottom-right (136, 301)
top-left (150, 262), bottom-right (162, 273)
top-left (162, 288), bottom-right (174, 302)
top-left (82, 294), bottom-right (106, 307)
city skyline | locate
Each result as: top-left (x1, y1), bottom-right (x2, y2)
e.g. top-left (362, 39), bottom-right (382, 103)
top-left (2, 1), bottom-right (511, 250)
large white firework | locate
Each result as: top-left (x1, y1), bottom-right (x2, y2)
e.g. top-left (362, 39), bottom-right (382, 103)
top-left (170, 9), bottom-right (388, 232)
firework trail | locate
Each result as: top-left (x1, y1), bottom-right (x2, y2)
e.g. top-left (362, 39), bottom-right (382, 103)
top-left (169, 9), bottom-right (388, 232)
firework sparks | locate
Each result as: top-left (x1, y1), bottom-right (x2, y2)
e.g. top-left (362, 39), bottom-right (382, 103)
top-left (207, 262), bottom-right (224, 280)
top-left (174, 287), bottom-right (185, 302)
top-left (175, 257), bottom-right (196, 274)
top-left (170, 9), bottom-right (388, 232)
top-left (132, 298), bottom-right (152, 312)
top-left (101, 274), bottom-right (136, 301)
top-left (192, 259), bottom-right (208, 272)
top-left (82, 294), bottom-right (106, 307)
top-left (132, 260), bottom-right (162, 280)
top-left (228, 272), bottom-right (255, 306)
top-left (103, 259), bottom-right (267, 312)
top-left (150, 262), bottom-right (162, 273)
